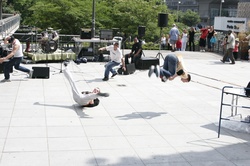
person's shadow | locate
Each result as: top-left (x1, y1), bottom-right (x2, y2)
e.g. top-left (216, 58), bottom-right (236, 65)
top-left (33, 102), bottom-right (91, 118)
top-left (116, 112), bottom-right (167, 120)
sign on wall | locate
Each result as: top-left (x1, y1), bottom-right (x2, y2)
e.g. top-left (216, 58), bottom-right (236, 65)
top-left (214, 17), bottom-right (248, 32)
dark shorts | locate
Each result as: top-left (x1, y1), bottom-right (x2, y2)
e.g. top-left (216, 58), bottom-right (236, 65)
top-left (199, 38), bottom-right (206, 47)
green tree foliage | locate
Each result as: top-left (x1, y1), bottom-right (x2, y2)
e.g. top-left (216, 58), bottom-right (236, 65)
top-left (97, 0), bottom-right (169, 41)
top-left (179, 9), bottom-right (200, 27)
top-left (6, 0), bottom-right (200, 42)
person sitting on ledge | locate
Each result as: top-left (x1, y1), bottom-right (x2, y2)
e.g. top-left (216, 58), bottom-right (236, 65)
top-left (148, 54), bottom-right (191, 83)
top-left (124, 37), bottom-right (142, 68)
top-left (98, 42), bottom-right (125, 81)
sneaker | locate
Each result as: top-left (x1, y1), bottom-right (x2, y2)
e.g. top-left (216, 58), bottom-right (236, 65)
top-left (154, 65), bottom-right (160, 78)
top-left (29, 70), bottom-right (33, 78)
top-left (63, 61), bottom-right (69, 67)
top-left (102, 77), bottom-right (109, 81)
top-left (111, 73), bottom-right (117, 78)
top-left (203, 50), bottom-right (205, 52)
top-left (161, 76), bottom-right (167, 82)
top-left (0, 79), bottom-right (10, 83)
top-left (98, 92), bottom-right (110, 97)
top-left (220, 59), bottom-right (225, 63)
top-left (148, 65), bottom-right (155, 77)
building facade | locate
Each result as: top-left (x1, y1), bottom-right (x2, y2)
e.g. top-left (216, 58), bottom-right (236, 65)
top-left (165, 0), bottom-right (199, 12)
top-left (165, 0), bottom-right (249, 26)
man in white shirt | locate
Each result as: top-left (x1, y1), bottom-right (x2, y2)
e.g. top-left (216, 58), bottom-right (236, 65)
top-left (99, 42), bottom-right (125, 81)
top-left (220, 30), bottom-right (236, 64)
top-left (0, 36), bottom-right (32, 82)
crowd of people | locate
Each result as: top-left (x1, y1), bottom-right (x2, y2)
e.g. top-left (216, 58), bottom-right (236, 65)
top-left (159, 24), bottom-right (250, 64)
top-left (1, 26), bottom-right (250, 106)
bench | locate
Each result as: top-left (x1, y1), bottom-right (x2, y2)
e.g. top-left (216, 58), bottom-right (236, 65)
top-left (218, 86), bottom-right (250, 138)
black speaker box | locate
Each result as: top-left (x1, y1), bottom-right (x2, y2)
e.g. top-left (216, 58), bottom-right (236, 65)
top-left (158, 13), bottom-right (168, 27)
top-left (80, 28), bottom-right (91, 39)
top-left (137, 57), bottom-right (159, 70)
top-left (100, 29), bottom-right (113, 40)
top-left (125, 63), bottom-right (136, 74)
top-left (138, 26), bottom-right (146, 37)
top-left (32, 67), bottom-right (50, 79)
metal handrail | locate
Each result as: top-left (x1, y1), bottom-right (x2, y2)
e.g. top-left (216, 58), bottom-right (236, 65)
top-left (0, 14), bottom-right (20, 39)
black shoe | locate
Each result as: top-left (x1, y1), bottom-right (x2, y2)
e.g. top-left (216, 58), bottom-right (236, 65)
top-left (98, 92), bottom-right (110, 97)
top-left (102, 77), bottom-right (109, 81)
top-left (111, 73), bottom-right (117, 78)
top-left (230, 62), bottom-right (235, 64)
top-left (0, 79), bottom-right (10, 83)
top-left (220, 59), bottom-right (225, 63)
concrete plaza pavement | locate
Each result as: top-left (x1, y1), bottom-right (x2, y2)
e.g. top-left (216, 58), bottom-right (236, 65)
top-left (0, 49), bottom-right (250, 166)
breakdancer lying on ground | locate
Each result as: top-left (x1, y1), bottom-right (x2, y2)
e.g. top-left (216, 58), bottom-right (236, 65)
top-left (148, 54), bottom-right (191, 83)
top-left (63, 66), bottom-right (109, 107)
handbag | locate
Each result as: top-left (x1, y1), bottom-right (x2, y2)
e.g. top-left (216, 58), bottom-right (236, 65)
top-left (117, 63), bottom-right (135, 75)
top-left (210, 36), bottom-right (217, 43)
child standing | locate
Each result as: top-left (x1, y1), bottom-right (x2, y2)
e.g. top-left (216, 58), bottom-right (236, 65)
top-left (233, 38), bottom-right (239, 60)
top-left (176, 36), bottom-right (182, 51)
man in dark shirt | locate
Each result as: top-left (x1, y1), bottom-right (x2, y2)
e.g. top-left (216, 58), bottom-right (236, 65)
top-left (124, 37), bottom-right (142, 68)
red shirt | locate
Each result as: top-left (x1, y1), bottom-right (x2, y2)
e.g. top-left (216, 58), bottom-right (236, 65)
top-left (233, 42), bottom-right (239, 52)
top-left (200, 28), bottom-right (208, 39)
top-left (176, 39), bottom-right (182, 48)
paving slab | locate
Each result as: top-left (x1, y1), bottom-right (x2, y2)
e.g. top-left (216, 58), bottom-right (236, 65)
top-left (0, 49), bottom-right (249, 166)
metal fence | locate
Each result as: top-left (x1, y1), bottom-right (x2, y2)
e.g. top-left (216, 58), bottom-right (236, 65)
top-left (14, 33), bottom-right (80, 53)
top-left (0, 14), bottom-right (21, 39)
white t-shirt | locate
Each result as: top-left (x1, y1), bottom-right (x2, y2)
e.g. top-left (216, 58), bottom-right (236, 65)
top-left (13, 39), bottom-right (23, 58)
top-left (106, 45), bottom-right (122, 63)
top-left (161, 37), bottom-right (166, 44)
top-left (182, 33), bottom-right (188, 42)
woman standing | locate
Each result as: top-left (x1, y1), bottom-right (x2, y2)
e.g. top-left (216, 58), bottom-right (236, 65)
top-left (181, 29), bottom-right (188, 51)
top-left (161, 34), bottom-right (167, 50)
top-left (188, 27), bottom-right (196, 51)
top-left (207, 26), bottom-right (216, 52)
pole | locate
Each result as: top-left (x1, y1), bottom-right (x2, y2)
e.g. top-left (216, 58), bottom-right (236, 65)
top-left (219, 0), bottom-right (224, 17)
top-left (177, 1), bottom-right (181, 22)
top-left (91, 0), bottom-right (95, 38)
top-left (0, 0), bottom-right (2, 20)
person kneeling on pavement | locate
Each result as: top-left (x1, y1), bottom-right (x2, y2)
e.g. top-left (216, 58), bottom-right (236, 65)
top-left (98, 42), bottom-right (125, 81)
top-left (124, 37), bottom-right (142, 69)
top-left (148, 54), bottom-right (191, 83)
top-left (0, 36), bottom-right (33, 82)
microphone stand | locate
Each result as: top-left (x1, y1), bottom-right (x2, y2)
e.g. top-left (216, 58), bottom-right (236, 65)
top-left (53, 37), bottom-right (73, 75)
top-left (155, 27), bottom-right (164, 62)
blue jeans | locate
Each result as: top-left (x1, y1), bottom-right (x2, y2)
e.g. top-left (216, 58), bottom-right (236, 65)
top-left (160, 54), bottom-right (178, 78)
top-left (104, 61), bottom-right (120, 78)
top-left (4, 57), bottom-right (30, 79)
